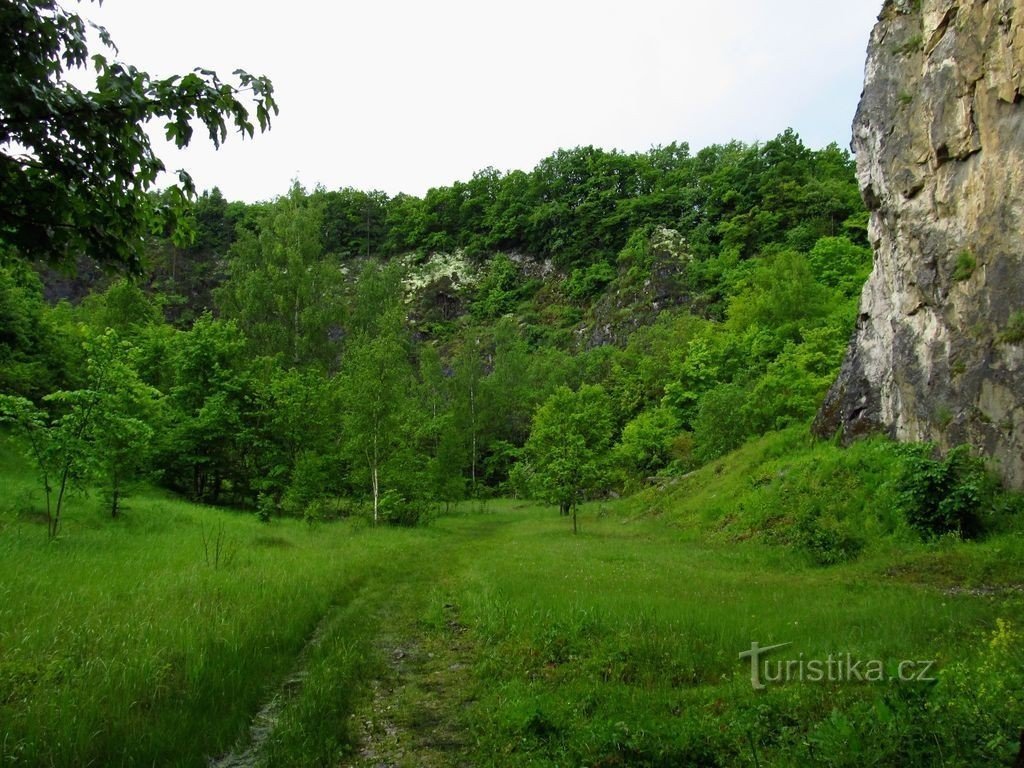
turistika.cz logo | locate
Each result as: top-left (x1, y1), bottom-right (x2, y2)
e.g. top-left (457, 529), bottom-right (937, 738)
top-left (739, 641), bottom-right (937, 690)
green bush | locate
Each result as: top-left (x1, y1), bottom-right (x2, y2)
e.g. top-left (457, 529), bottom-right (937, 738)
top-left (281, 451), bottom-right (337, 517)
top-left (952, 250), bottom-right (976, 282)
top-left (791, 510), bottom-right (865, 565)
top-left (894, 444), bottom-right (996, 538)
top-left (999, 310), bottom-right (1024, 344)
top-left (565, 261), bottom-right (616, 302)
top-left (378, 489), bottom-right (432, 527)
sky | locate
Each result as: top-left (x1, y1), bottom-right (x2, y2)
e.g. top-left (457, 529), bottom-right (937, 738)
top-left (80, 1), bottom-right (883, 203)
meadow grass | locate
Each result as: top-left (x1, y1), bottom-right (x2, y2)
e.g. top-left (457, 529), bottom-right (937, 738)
top-left (0, 440), bottom-right (451, 767)
top-left (437, 500), bottom-right (1024, 766)
top-left (2, 432), bottom-right (1023, 767)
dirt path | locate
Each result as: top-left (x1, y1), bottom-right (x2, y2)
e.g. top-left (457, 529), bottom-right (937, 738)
top-left (344, 603), bottom-right (477, 768)
top-left (208, 615), bottom-right (333, 768)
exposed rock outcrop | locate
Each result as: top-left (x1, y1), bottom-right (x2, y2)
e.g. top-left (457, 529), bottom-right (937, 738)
top-left (816, 0), bottom-right (1024, 488)
top-left (580, 227), bottom-right (691, 348)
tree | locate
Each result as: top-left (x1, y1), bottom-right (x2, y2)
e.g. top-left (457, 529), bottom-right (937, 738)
top-left (417, 344), bottom-right (466, 509)
top-left (0, 0), bottom-right (277, 271)
top-left (216, 184), bottom-right (345, 368)
top-left (615, 406), bottom-right (680, 481)
top-left (0, 329), bottom-right (155, 533)
top-left (451, 333), bottom-right (486, 495)
top-left (0, 393), bottom-right (86, 538)
top-left (81, 330), bottom-right (157, 518)
top-left (337, 263), bottom-right (415, 524)
top-left (160, 314), bottom-right (252, 503)
top-left (0, 256), bottom-right (67, 399)
top-left (524, 384), bottom-right (615, 534)
top-left (252, 365), bottom-right (338, 514)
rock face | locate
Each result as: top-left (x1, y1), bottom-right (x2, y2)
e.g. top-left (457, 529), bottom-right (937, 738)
top-left (816, 0), bottom-right (1024, 488)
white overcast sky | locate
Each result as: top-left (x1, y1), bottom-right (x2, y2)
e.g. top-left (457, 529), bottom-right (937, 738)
top-left (80, 1), bottom-right (883, 203)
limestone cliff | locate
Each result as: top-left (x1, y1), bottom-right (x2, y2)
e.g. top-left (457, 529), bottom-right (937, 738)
top-left (816, 0), bottom-right (1024, 488)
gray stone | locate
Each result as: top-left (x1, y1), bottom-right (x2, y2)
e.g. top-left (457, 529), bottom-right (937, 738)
top-left (816, 0), bottom-right (1024, 489)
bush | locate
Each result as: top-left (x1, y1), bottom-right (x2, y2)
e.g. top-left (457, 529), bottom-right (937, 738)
top-left (378, 489), bottom-right (432, 527)
top-left (565, 261), bottom-right (616, 302)
top-left (894, 444), bottom-right (996, 539)
top-left (693, 383), bottom-right (751, 463)
top-left (999, 310), bottom-right (1024, 345)
top-left (281, 452), bottom-right (337, 517)
top-left (791, 510), bottom-right (865, 565)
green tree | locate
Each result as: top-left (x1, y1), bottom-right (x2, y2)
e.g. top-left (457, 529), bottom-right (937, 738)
top-left (1, 0), bottom-right (277, 270)
top-left (216, 185), bottom-right (344, 368)
top-left (807, 236), bottom-right (873, 297)
top-left (337, 264), bottom-right (416, 524)
top-left (160, 314), bottom-right (252, 503)
top-left (0, 330), bottom-right (155, 532)
top-left (0, 394), bottom-right (86, 537)
top-left (726, 250), bottom-right (835, 339)
top-left (79, 278), bottom-right (162, 337)
top-left (615, 406), bottom-right (680, 481)
top-left (82, 330), bottom-right (158, 517)
top-left (417, 345), bottom-right (466, 508)
top-left (252, 365), bottom-right (337, 514)
top-left (451, 333), bottom-right (487, 495)
top-left (0, 257), bottom-right (68, 398)
top-left (524, 384), bottom-right (615, 534)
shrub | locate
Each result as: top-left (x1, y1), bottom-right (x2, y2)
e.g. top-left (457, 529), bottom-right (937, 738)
top-left (951, 250), bottom-right (976, 282)
top-left (565, 261), bottom-right (616, 302)
top-left (998, 310), bottom-right (1024, 344)
top-left (281, 452), bottom-right (337, 517)
top-left (377, 489), bottom-right (432, 527)
top-left (894, 444), bottom-right (996, 538)
top-left (791, 510), bottom-right (865, 565)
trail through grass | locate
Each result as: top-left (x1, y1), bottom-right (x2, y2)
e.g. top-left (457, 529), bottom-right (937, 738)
top-left (2, 442), bottom-right (1023, 766)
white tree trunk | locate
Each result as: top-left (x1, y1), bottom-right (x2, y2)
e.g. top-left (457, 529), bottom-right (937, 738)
top-left (372, 464), bottom-right (379, 526)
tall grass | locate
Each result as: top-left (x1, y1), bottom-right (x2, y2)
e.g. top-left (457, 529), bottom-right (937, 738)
top-left (0, 442), bottom-right (444, 767)
top-left (2, 432), bottom-right (1023, 767)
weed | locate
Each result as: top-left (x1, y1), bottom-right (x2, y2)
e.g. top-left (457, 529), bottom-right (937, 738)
top-left (999, 310), bottom-right (1024, 344)
top-left (952, 250), bottom-right (976, 282)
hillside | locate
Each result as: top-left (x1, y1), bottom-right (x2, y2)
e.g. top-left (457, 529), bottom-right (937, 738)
top-left (1, 438), bottom-right (1023, 767)
top-left (4, 131), bottom-right (878, 516)
top-left (4, 1), bottom-right (1024, 763)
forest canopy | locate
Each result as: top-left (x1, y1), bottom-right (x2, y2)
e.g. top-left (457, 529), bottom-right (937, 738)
top-left (1, 119), bottom-right (873, 529)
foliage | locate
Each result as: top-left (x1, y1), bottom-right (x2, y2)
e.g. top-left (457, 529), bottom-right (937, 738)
top-left (726, 250), bottom-right (836, 339)
top-left (80, 329), bottom-right (158, 517)
top-left (952, 250), bottom-right (976, 282)
top-left (614, 406), bottom-right (680, 482)
top-left (807, 236), bottom-right (873, 296)
top-left (0, 328), bottom-right (156, 531)
top-left (524, 385), bottom-right (615, 532)
top-left (471, 253), bottom-right (526, 319)
top-left (691, 382), bottom-right (752, 463)
top-left (215, 184), bottom-right (345, 368)
top-left (336, 263), bottom-right (417, 524)
top-left (0, 0), bottom-right (276, 270)
top-left (157, 314), bottom-right (253, 503)
top-left (0, 124), bottom-right (880, 526)
top-left (0, 258), bottom-right (67, 398)
top-left (791, 509), bottom-right (865, 565)
top-left (999, 310), bottom-right (1024, 344)
top-left (564, 261), bottom-right (616, 302)
top-left (894, 443), bottom-right (997, 538)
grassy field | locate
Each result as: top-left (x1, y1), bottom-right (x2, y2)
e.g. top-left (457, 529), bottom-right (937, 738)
top-left (2, 435), bottom-right (1023, 767)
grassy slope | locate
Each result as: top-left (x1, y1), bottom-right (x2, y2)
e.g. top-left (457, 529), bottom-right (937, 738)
top-left (0, 439), bottom-right (456, 767)
top-left (2, 431), bottom-right (1023, 767)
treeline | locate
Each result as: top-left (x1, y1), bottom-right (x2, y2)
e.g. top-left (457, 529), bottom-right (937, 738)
top-left (134, 128), bottom-right (865, 322)
top-left (0, 130), bottom-right (874, 529)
